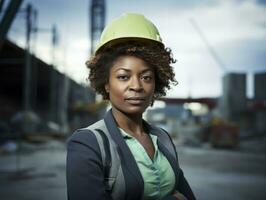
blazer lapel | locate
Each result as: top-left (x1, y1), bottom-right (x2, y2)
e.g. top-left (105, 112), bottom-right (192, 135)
top-left (104, 109), bottom-right (144, 200)
top-left (143, 120), bottom-right (180, 189)
top-left (157, 140), bottom-right (180, 189)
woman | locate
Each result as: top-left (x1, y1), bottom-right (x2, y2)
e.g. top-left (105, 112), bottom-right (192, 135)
top-left (67, 13), bottom-right (196, 200)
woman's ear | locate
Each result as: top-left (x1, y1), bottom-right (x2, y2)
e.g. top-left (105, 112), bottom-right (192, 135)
top-left (105, 84), bottom-right (110, 93)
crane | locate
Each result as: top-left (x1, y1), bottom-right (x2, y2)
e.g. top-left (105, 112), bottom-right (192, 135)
top-left (90, 0), bottom-right (105, 55)
top-left (189, 18), bottom-right (227, 72)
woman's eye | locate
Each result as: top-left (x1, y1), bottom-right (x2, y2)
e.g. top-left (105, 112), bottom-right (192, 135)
top-left (117, 75), bottom-right (129, 80)
top-left (142, 75), bottom-right (152, 81)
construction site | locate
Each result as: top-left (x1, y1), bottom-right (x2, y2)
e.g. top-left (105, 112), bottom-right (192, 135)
top-left (0, 0), bottom-right (266, 200)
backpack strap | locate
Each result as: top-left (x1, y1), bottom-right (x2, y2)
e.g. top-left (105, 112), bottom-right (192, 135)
top-left (90, 129), bottom-right (111, 187)
top-left (83, 120), bottom-right (125, 200)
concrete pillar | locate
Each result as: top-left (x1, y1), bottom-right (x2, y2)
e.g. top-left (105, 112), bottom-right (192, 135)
top-left (57, 75), bottom-right (70, 134)
top-left (219, 73), bottom-right (247, 121)
top-left (254, 72), bottom-right (266, 100)
top-left (254, 72), bottom-right (266, 134)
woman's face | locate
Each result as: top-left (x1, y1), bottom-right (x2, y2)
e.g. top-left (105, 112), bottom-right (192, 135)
top-left (105, 55), bottom-right (155, 115)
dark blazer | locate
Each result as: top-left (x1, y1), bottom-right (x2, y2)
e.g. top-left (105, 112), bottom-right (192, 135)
top-left (67, 110), bottom-right (196, 200)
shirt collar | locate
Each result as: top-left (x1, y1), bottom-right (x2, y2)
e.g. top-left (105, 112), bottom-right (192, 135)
top-left (119, 128), bottom-right (158, 150)
top-left (119, 128), bottom-right (133, 139)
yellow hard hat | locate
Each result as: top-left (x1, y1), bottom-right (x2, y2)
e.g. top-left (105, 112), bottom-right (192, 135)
top-left (95, 13), bottom-right (164, 54)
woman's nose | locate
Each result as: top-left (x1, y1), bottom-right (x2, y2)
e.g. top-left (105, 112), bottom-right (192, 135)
top-left (129, 77), bottom-right (143, 92)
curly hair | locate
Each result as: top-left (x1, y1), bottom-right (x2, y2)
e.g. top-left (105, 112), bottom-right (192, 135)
top-left (86, 41), bottom-right (178, 103)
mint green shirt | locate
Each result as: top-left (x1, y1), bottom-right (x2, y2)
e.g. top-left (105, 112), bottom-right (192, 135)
top-left (119, 128), bottom-right (175, 200)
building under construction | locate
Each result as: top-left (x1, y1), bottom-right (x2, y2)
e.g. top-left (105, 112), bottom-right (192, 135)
top-left (0, 0), bottom-right (107, 135)
top-left (0, 39), bottom-right (98, 134)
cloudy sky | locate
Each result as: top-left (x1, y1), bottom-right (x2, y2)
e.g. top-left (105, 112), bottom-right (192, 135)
top-left (8, 0), bottom-right (266, 98)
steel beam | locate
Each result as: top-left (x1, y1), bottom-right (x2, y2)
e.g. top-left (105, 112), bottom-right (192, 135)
top-left (0, 0), bottom-right (23, 50)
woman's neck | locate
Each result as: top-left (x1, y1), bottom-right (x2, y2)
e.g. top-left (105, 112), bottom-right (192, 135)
top-left (111, 108), bottom-right (145, 137)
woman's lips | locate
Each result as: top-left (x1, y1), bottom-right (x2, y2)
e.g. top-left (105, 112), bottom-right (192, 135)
top-left (125, 97), bottom-right (145, 105)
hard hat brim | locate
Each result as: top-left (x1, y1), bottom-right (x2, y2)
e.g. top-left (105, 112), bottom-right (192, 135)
top-left (95, 37), bottom-right (164, 55)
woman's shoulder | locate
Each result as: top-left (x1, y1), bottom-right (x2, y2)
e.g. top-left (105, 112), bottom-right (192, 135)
top-left (66, 123), bottom-right (104, 167)
top-left (68, 128), bottom-right (95, 142)
top-left (67, 120), bottom-right (104, 149)
top-left (66, 128), bottom-right (103, 159)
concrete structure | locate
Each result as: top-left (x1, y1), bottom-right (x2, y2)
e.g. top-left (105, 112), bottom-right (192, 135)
top-left (254, 72), bottom-right (266, 100)
top-left (254, 72), bottom-right (266, 134)
top-left (219, 73), bottom-right (247, 122)
top-left (0, 39), bottom-right (96, 134)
